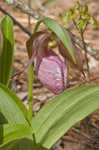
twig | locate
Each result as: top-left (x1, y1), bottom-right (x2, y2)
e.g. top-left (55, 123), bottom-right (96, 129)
top-left (13, 0), bottom-right (43, 20)
top-left (72, 127), bottom-right (91, 140)
top-left (72, 127), bottom-right (99, 149)
top-left (80, 77), bottom-right (99, 85)
top-left (72, 20), bottom-right (90, 80)
top-left (36, 0), bottom-right (49, 14)
top-left (0, 6), bottom-right (31, 36)
top-left (28, 0), bottom-right (32, 30)
top-left (73, 20), bottom-right (79, 32)
top-left (81, 31), bottom-right (90, 80)
top-left (42, 0), bottom-right (55, 7)
top-left (69, 31), bottom-right (99, 60)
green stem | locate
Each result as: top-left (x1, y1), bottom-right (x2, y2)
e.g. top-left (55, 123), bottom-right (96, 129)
top-left (28, 64), bottom-right (34, 120)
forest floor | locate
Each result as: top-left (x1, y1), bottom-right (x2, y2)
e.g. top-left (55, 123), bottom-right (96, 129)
top-left (0, 0), bottom-right (99, 149)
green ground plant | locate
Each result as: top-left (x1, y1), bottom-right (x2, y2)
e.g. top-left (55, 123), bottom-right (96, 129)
top-left (0, 2), bottom-right (99, 150)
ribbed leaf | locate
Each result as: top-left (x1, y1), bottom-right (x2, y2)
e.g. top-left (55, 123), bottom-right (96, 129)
top-left (0, 124), bottom-right (33, 150)
top-left (0, 16), bottom-right (14, 86)
top-left (31, 84), bottom-right (99, 149)
top-left (0, 83), bottom-right (29, 124)
top-left (34, 17), bottom-right (76, 64)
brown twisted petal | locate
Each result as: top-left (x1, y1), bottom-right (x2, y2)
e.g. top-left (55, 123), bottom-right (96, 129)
top-left (32, 32), bottom-right (52, 72)
top-left (33, 32), bottom-right (51, 56)
top-left (53, 34), bottom-right (83, 72)
top-left (26, 31), bottom-right (46, 59)
top-left (26, 31), bottom-right (52, 71)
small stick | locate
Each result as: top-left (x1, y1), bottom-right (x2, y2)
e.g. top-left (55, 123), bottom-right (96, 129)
top-left (73, 20), bottom-right (90, 80)
top-left (0, 6), bottom-right (31, 36)
top-left (28, 0), bottom-right (32, 30)
top-left (72, 127), bottom-right (92, 141)
top-left (81, 31), bottom-right (90, 81)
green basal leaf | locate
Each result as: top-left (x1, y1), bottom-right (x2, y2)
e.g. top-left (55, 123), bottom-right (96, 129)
top-left (0, 83), bottom-right (29, 124)
top-left (34, 17), bottom-right (76, 64)
top-left (0, 124), bottom-right (33, 150)
top-left (0, 16), bottom-right (14, 86)
top-left (31, 84), bottom-right (99, 149)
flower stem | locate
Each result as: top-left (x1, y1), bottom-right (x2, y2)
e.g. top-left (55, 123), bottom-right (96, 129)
top-left (73, 20), bottom-right (90, 81)
top-left (80, 32), bottom-right (90, 81)
top-left (28, 64), bottom-right (34, 120)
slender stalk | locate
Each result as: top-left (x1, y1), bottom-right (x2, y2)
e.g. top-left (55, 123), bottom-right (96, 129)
top-left (73, 20), bottom-right (90, 80)
top-left (28, 0), bottom-right (31, 30)
top-left (28, 65), bottom-right (34, 120)
top-left (80, 31), bottom-right (90, 80)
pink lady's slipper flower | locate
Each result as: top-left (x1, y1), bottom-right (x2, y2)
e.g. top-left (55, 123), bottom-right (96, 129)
top-left (26, 31), bottom-right (83, 94)
top-left (37, 50), bottom-right (67, 94)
